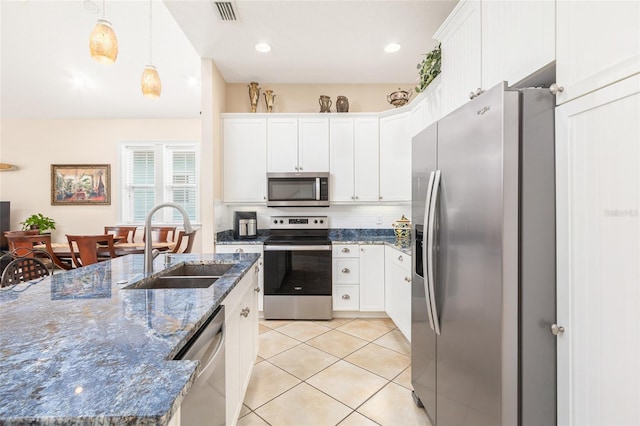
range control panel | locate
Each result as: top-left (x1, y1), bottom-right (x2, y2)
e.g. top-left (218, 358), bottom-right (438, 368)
top-left (269, 216), bottom-right (329, 230)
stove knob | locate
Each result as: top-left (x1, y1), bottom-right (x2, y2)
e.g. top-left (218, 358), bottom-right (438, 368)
top-left (273, 220), bottom-right (277, 224)
top-left (320, 220), bottom-right (324, 224)
top-left (279, 220), bottom-right (284, 224)
top-left (314, 219), bottom-right (318, 224)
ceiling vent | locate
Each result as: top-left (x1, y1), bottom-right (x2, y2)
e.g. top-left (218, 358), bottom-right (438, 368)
top-left (213, 1), bottom-right (238, 21)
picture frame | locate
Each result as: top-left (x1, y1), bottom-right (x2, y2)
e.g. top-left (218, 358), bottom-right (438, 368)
top-left (51, 164), bottom-right (111, 205)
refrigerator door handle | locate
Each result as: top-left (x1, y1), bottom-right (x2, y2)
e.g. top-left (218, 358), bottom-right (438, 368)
top-left (423, 171), bottom-right (436, 331)
top-left (427, 169), bottom-right (442, 335)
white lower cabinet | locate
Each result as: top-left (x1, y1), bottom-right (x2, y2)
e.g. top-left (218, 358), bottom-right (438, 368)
top-left (359, 245), bottom-right (385, 311)
top-left (384, 246), bottom-right (412, 341)
top-left (332, 244), bottom-right (360, 310)
top-left (224, 263), bottom-right (259, 426)
top-left (215, 244), bottom-right (264, 312)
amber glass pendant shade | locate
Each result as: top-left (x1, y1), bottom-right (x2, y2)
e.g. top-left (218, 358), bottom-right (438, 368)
top-left (141, 65), bottom-right (161, 98)
top-left (89, 18), bottom-right (118, 64)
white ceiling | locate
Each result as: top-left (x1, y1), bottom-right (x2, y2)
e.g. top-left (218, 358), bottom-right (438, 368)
top-left (0, 0), bottom-right (457, 119)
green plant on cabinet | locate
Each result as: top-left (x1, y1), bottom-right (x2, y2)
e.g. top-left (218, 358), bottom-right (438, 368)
top-left (415, 43), bottom-right (441, 93)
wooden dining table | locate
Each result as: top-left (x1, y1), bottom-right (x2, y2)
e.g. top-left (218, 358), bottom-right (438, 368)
top-left (40, 242), bottom-right (176, 260)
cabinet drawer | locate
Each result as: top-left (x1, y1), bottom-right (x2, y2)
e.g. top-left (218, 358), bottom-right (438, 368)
top-left (333, 285), bottom-right (360, 310)
top-left (332, 244), bottom-right (359, 258)
top-left (388, 251), bottom-right (410, 269)
top-left (216, 244), bottom-right (263, 255)
top-left (333, 259), bottom-right (360, 285)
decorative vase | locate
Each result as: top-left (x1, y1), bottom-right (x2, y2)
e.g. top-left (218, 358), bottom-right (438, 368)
top-left (319, 95), bottom-right (332, 113)
top-left (392, 214), bottom-right (411, 240)
top-left (248, 82), bottom-right (260, 113)
top-left (336, 96), bottom-right (349, 112)
top-left (263, 90), bottom-right (275, 113)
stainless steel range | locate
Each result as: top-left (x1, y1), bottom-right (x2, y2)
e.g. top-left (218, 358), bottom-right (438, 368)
top-left (263, 216), bottom-right (332, 320)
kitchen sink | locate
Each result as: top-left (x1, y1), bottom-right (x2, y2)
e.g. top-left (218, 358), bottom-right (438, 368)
top-left (125, 263), bottom-right (234, 290)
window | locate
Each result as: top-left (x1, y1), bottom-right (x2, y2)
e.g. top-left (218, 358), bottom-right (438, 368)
top-left (120, 142), bottom-right (199, 224)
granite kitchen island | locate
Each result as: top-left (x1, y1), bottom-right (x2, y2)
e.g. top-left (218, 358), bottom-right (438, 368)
top-left (0, 252), bottom-right (259, 426)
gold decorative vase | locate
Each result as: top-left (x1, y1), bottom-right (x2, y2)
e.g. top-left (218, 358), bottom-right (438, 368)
top-left (263, 90), bottom-right (275, 113)
top-left (248, 81), bottom-right (260, 113)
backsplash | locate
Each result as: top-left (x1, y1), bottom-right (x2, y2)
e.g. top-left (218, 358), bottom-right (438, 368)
top-left (215, 204), bottom-right (410, 232)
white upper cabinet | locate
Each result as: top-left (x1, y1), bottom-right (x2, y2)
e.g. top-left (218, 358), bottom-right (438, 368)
top-left (555, 0), bottom-right (640, 104)
top-left (481, 0), bottom-right (555, 89)
top-left (330, 117), bottom-right (379, 203)
top-left (223, 118), bottom-right (267, 203)
top-left (267, 117), bottom-right (329, 173)
top-left (267, 117), bottom-right (298, 173)
top-left (434, 0), bottom-right (482, 118)
top-left (379, 112), bottom-right (411, 202)
top-left (298, 118), bottom-right (330, 172)
top-left (354, 118), bottom-right (380, 202)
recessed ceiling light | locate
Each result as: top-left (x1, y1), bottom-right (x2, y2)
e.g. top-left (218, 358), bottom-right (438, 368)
top-left (255, 43), bottom-right (271, 53)
top-left (384, 43), bottom-right (401, 53)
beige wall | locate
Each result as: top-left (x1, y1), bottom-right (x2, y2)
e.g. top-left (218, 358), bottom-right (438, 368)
top-left (225, 83), bottom-right (416, 113)
top-left (0, 118), bottom-right (200, 245)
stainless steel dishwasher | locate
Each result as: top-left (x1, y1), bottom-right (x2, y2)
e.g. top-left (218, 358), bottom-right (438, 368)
top-left (175, 305), bottom-right (225, 425)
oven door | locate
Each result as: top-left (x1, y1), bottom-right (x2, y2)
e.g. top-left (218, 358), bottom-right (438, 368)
top-left (263, 245), bottom-right (332, 295)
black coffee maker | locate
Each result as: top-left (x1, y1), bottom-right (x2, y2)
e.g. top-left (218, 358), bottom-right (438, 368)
top-left (234, 211), bottom-right (257, 239)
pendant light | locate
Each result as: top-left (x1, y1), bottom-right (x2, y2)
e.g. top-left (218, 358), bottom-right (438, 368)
top-left (89, 0), bottom-right (118, 64)
top-left (141, 0), bottom-right (161, 98)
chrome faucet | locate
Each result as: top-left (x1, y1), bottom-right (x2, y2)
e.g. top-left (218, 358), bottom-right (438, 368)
top-left (144, 202), bottom-right (193, 275)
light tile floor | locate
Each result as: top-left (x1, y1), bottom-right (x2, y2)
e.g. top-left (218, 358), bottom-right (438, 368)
top-left (239, 318), bottom-right (432, 426)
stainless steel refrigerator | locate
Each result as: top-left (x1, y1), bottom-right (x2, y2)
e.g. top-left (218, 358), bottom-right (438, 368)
top-left (411, 82), bottom-right (557, 426)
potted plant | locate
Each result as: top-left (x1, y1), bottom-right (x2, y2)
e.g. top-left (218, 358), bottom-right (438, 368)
top-left (415, 43), bottom-right (441, 93)
top-left (21, 213), bottom-right (56, 233)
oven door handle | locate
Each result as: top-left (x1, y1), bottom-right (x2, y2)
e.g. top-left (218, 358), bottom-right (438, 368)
top-left (264, 245), bottom-right (332, 251)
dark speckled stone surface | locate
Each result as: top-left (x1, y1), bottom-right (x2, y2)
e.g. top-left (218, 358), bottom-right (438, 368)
top-left (0, 253), bottom-right (259, 426)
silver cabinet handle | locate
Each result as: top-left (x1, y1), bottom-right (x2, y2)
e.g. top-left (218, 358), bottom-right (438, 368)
top-left (295, 166), bottom-right (299, 171)
top-left (342, 268), bottom-right (350, 274)
top-left (254, 287), bottom-right (261, 293)
top-left (355, 196), bottom-right (359, 200)
top-left (235, 248), bottom-right (244, 253)
top-left (398, 255), bottom-right (403, 262)
top-left (240, 307), bottom-right (250, 317)
top-left (255, 265), bottom-right (260, 273)
top-left (404, 277), bottom-right (411, 282)
top-left (379, 196), bottom-right (383, 200)
top-left (551, 324), bottom-right (565, 335)
top-left (342, 247), bottom-right (350, 253)
top-left (342, 294), bottom-right (350, 300)
top-left (469, 91), bottom-right (477, 99)
top-left (549, 83), bottom-right (564, 95)
top-left (351, 196), bottom-right (354, 200)
top-left (299, 167), bottom-right (303, 171)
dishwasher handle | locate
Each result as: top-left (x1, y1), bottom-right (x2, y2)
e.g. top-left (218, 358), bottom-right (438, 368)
top-left (176, 305), bottom-right (225, 379)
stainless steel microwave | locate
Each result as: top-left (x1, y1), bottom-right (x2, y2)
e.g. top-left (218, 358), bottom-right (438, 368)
top-left (266, 172), bottom-right (330, 207)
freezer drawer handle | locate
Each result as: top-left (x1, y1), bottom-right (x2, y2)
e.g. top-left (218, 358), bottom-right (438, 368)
top-left (551, 324), bottom-right (565, 335)
top-left (342, 268), bottom-right (350, 274)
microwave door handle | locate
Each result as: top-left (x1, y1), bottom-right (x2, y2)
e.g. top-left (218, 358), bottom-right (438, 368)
top-left (316, 178), bottom-right (321, 201)
top-left (427, 170), bottom-right (441, 336)
top-left (423, 171), bottom-right (435, 331)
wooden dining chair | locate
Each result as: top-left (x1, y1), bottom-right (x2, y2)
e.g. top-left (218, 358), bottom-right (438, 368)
top-left (143, 226), bottom-right (177, 243)
top-left (4, 233), bottom-right (73, 270)
top-left (66, 234), bottom-right (117, 267)
top-left (104, 226), bottom-right (137, 243)
top-left (172, 230), bottom-right (198, 254)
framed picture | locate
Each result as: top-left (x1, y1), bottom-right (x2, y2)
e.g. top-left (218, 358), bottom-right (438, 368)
top-left (51, 164), bottom-right (111, 205)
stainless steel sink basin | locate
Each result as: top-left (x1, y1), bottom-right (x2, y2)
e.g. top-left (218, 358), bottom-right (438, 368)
top-left (125, 263), bottom-right (235, 290)
top-left (132, 276), bottom-right (219, 289)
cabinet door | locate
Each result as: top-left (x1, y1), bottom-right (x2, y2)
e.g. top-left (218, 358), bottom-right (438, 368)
top-left (223, 119), bottom-right (267, 203)
top-left (215, 244), bottom-right (264, 311)
top-left (385, 247), bottom-right (412, 341)
top-left (379, 112), bottom-right (411, 202)
top-left (354, 117), bottom-right (380, 202)
top-left (556, 0), bottom-right (640, 104)
top-left (359, 245), bottom-right (385, 311)
top-left (555, 74), bottom-right (640, 426)
top-left (267, 118), bottom-right (298, 172)
top-left (330, 118), bottom-right (355, 202)
top-left (298, 118), bottom-right (330, 172)
top-left (410, 98), bottom-right (427, 137)
top-left (481, 0), bottom-right (555, 89)
top-left (434, 0), bottom-right (481, 117)
top-left (239, 267), bottom-right (259, 394)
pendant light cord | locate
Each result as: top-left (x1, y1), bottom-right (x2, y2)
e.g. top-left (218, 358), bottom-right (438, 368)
top-left (102, 0), bottom-right (106, 18)
top-left (148, 0), bottom-right (153, 65)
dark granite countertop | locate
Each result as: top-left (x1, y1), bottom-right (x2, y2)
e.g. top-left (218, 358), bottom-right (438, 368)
top-left (215, 229), bottom-right (412, 255)
top-left (0, 253), bottom-right (259, 426)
